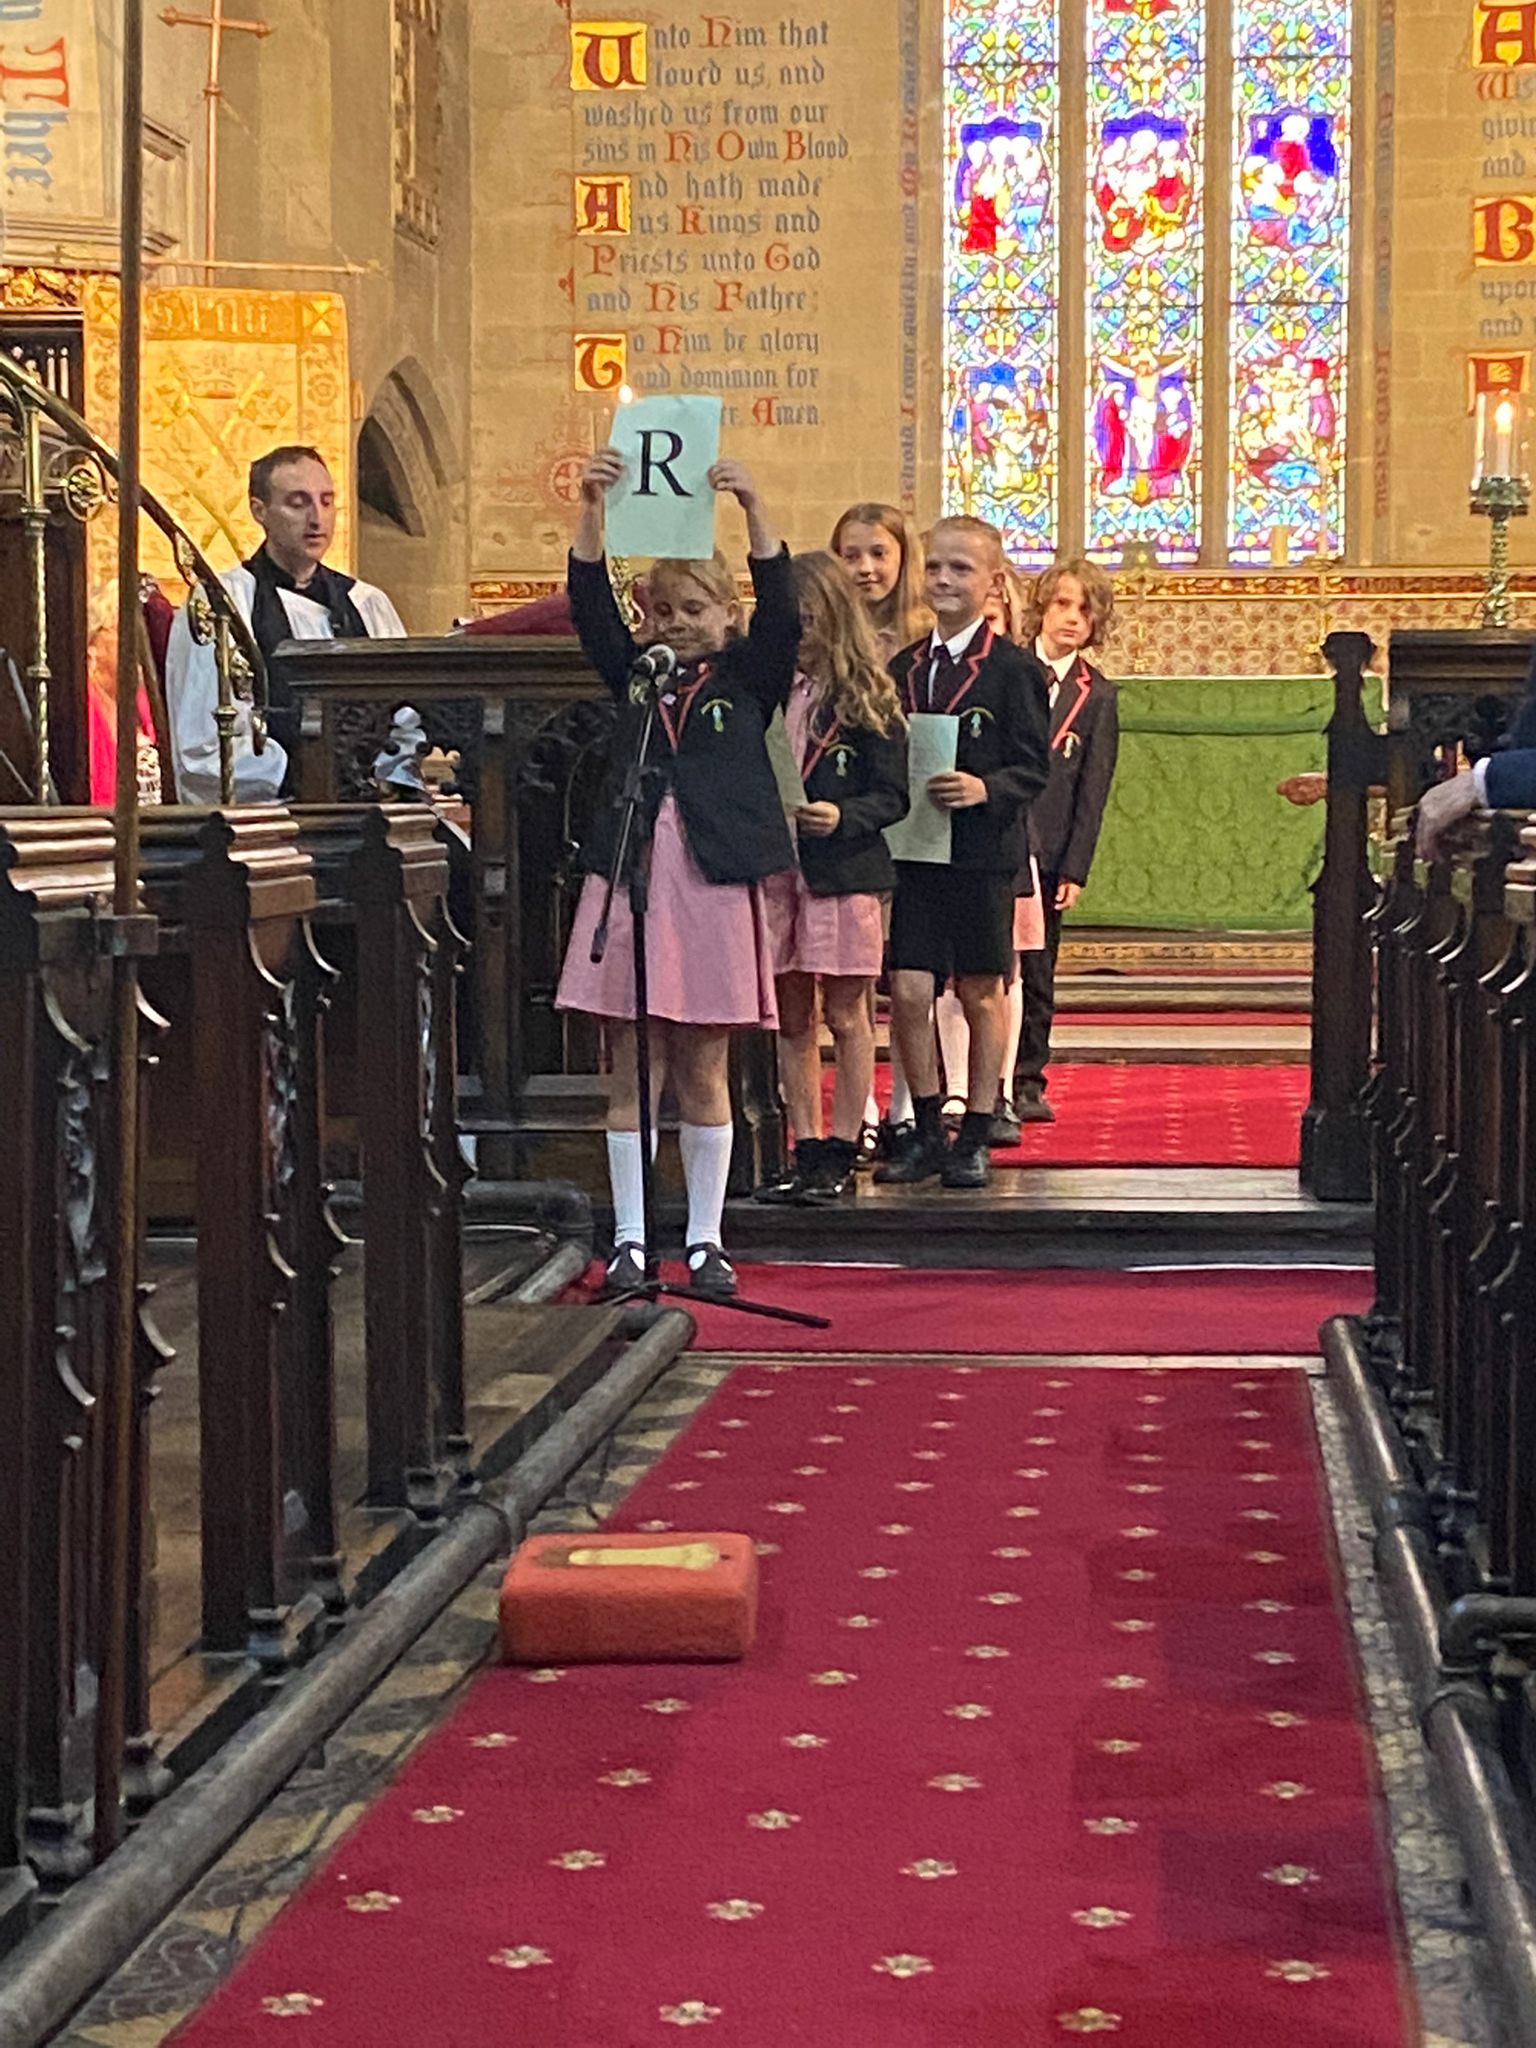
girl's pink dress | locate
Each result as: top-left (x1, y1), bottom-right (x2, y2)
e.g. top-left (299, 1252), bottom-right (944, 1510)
top-left (762, 676), bottom-right (886, 980)
top-left (556, 793), bottom-right (779, 1029)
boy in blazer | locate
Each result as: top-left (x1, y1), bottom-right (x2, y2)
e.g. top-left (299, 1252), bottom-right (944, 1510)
top-left (878, 515), bottom-right (1051, 1189)
top-left (1006, 559), bottom-right (1120, 1130)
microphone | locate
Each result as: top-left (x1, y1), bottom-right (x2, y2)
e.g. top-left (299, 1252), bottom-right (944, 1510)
top-left (630, 643), bottom-right (678, 684)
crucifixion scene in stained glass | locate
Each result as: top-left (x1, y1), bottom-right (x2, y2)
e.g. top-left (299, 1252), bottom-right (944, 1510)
top-left (944, 0), bottom-right (1352, 567)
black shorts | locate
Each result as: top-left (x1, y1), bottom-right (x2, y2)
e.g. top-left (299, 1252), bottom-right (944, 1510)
top-left (888, 865), bottom-right (1015, 980)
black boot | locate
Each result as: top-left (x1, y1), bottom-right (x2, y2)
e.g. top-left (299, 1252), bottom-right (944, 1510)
top-left (942, 1110), bottom-right (994, 1189)
top-left (754, 1138), bottom-right (825, 1204)
top-left (802, 1135), bottom-right (858, 1205)
top-left (1016, 1081), bottom-right (1055, 1125)
top-left (874, 1099), bottom-right (949, 1185)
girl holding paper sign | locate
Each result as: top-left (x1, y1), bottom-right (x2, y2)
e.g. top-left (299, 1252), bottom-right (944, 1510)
top-left (555, 445), bottom-right (800, 1301)
top-left (754, 552), bottom-right (909, 1207)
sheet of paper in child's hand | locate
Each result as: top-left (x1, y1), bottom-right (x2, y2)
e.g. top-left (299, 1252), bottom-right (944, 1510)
top-left (765, 709), bottom-right (808, 813)
top-left (884, 711), bottom-right (957, 865)
top-left (606, 394), bottom-right (723, 559)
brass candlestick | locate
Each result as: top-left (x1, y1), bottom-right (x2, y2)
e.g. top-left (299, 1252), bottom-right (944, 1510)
top-left (1471, 474), bottom-right (1529, 628)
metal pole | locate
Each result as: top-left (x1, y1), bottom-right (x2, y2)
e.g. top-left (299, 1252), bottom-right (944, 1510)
top-left (204, 0), bottom-right (224, 272)
top-left (94, 0), bottom-right (146, 1864)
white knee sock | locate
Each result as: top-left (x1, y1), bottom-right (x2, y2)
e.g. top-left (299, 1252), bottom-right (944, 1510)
top-left (888, 1038), bottom-right (914, 1125)
top-left (1000, 970), bottom-right (1025, 1099)
top-left (680, 1121), bottom-right (734, 1254)
top-left (935, 988), bottom-right (970, 1103)
top-left (607, 1130), bottom-right (646, 1249)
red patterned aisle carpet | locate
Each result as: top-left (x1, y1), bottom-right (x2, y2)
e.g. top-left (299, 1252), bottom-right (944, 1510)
top-left (829, 1065), bottom-right (1311, 1169)
top-left (170, 1364), bottom-right (1417, 2047)
top-left (595, 1265), bottom-right (1376, 1357)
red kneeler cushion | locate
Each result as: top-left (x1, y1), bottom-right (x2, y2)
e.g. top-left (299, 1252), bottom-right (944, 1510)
top-left (499, 1531), bottom-right (759, 1664)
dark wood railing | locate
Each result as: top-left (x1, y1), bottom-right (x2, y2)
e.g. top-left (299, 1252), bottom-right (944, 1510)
top-left (1303, 628), bottom-right (1533, 1201)
top-left (1326, 803), bottom-right (1536, 2035)
top-left (0, 795), bottom-right (476, 1926)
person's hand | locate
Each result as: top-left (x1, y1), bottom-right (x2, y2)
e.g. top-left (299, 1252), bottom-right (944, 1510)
top-left (1277, 772), bottom-right (1328, 807)
top-left (927, 770), bottom-right (989, 810)
top-left (580, 447), bottom-right (624, 501)
top-left (708, 458), bottom-right (760, 508)
top-left (1055, 879), bottom-right (1083, 911)
top-left (794, 800), bottom-right (841, 837)
top-left (1415, 772), bottom-right (1480, 858)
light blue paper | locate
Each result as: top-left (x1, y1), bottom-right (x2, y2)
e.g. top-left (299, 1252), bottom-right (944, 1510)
top-left (606, 394), bottom-right (723, 559)
top-left (884, 712), bottom-right (958, 865)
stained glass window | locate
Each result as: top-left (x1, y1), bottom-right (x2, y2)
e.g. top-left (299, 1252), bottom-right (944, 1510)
top-left (1087, 0), bottom-right (1205, 563)
top-left (943, 0), bottom-right (1061, 565)
top-left (1228, 2), bottom-right (1351, 563)
top-left (942, 0), bottom-right (1352, 569)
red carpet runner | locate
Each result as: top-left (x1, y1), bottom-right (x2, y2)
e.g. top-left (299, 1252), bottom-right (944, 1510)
top-left (834, 1063), bottom-right (1310, 1168)
top-left (626, 1264), bottom-right (1375, 1357)
top-left (171, 1364), bottom-right (1416, 2047)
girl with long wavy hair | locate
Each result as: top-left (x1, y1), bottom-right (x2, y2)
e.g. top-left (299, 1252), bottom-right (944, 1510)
top-left (755, 551), bottom-right (909, 1205)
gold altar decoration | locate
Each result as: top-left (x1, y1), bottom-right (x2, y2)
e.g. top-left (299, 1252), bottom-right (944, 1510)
top-left (80, 279), bottom-right (352, 595)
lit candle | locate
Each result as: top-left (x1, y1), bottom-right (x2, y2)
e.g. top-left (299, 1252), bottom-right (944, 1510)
top-left (1495, 396), bottom-right (1516, 478)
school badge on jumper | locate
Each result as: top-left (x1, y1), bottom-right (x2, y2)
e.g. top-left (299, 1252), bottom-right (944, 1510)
top-left (831, 745), bottom-right (853, 778)
top-left (1061, 731), bottom-right (1082, 759)
top-left (701, 696), bottom-right (733, 733)
top-left (967, 706), bottom-right (995, 740)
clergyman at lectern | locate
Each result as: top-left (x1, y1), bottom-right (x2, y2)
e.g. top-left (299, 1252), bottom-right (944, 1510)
top-left (165, 443), bottom-right (407, 804)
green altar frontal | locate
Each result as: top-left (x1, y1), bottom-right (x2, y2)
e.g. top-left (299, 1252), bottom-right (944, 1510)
top-left (1070, 674), bottom-right (1380, 934)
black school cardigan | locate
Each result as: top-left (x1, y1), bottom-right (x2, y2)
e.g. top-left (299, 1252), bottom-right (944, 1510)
top-left (888, 626), bottom-right (1051, 873)
top-left (794, 709), bottom-right (909, 897)
top-left (569, 549), bottom-right (800, 886)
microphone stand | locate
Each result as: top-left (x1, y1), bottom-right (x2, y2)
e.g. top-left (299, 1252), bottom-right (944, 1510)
top-left (590, 650), bottom-right (828, 1332)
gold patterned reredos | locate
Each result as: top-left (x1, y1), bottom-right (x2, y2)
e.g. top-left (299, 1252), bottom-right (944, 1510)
top-left (78, 279), bottom-right (352, 595)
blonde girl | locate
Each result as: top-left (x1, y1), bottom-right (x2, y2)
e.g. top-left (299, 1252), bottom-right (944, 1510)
top-left (756, 553), bottom-right (909, 1205)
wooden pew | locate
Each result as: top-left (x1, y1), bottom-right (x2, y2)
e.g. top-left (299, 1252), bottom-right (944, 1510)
top-left (289, 804), bottom-right (469, 1519)
top-left (138, 810), bottom-right (331, 1668)
top-left (1303, 629), bottom-right (1534, 1202)
top-left (1362, 808), bottom-right (1535, 1581)
top-left (0, 812), bottom-right (152, 1903)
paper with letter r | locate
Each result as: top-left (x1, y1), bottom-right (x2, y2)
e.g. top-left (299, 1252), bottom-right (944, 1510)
top-left (765, 709), bottom-right (808, 814)
top-left (606, 394), bottom-right (723, 559)
top-left (884, 711), bottom-right (957, 865)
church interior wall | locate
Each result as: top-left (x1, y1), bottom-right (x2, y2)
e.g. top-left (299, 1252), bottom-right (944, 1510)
top-left (1385, 0), bottom-right (1528, 570)
top-left (214, 0), bottom-right (473, 631)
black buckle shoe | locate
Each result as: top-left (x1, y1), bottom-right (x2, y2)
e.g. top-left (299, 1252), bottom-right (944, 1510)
top-left (687, 1243), bottom-right (738, 1298)
top-left (942, 1113), bottom-right (994, 1189)
top-left (801, 1137), bottom-right (858, 1206)
top-left (988, 1093), bottom-right (1022, 1147)
top-left (874, 1122), bottom-right (949, 1185)
top-left (872, 1117), bottom-right (912, 1162)
top-left (754, 1139), bottom-right (824, 1205)
top-left (600, 1242), bottom-right (648, 1297)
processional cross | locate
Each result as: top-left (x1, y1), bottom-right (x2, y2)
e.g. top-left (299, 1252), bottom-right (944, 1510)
top-left (160, 1), bottom-right (273, 270)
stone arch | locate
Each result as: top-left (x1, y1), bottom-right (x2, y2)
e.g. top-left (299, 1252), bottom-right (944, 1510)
top-left (354, 358), bottom-right (462, 623)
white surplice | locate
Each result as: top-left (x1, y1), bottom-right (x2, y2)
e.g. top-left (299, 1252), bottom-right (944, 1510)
top-left (165, 563), bottom-right (406, 804)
